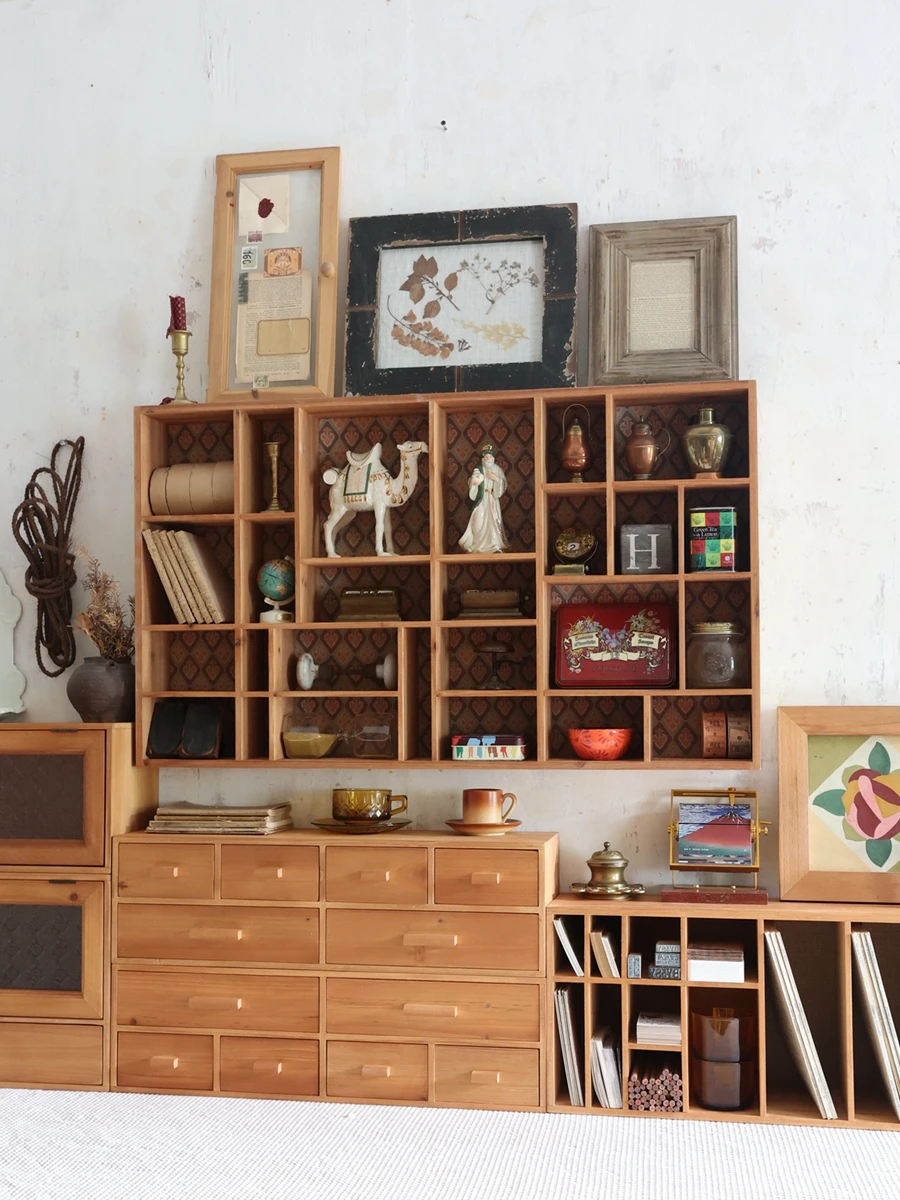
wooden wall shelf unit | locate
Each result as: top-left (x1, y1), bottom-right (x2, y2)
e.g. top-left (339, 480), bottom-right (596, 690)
top-left (548, 896), bottom-right (900, 1132)
top-left (111, 830), bottom-right (558, 1109)
top-left (135, 381), bottom-right (759, 768)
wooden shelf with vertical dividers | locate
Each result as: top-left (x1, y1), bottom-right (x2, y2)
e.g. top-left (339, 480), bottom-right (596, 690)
top-left (548, 895), bottom-right (900, 1132)
top-left (135, 381), bottom-right (758, 767)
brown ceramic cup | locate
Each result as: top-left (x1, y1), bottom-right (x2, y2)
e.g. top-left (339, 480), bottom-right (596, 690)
top-left (332, 788), bottom-right (408, 822)
top-left (461, 788), bottom-right (517, 826)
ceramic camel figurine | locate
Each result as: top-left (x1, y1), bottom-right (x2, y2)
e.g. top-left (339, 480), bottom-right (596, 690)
top-left (322, 440), bottom-right (428, 557)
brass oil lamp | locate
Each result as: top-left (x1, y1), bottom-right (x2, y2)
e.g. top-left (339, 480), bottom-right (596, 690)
top-left (560, 404), bottom-right (592, 483)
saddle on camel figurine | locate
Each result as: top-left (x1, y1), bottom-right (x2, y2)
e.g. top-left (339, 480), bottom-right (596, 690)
top-left (322, 440), bottom-right (428, 558)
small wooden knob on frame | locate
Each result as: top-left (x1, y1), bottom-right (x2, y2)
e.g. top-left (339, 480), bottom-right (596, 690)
top-left (320, 261), bottom-right (336, 278)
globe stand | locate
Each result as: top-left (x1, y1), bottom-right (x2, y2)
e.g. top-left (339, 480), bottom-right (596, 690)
top-left (260, 597), bottom-right (294, 624)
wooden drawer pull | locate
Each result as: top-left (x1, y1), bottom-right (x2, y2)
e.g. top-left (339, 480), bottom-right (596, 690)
top-left (189, 927), bottom-right (244, 942)
top-left (361, 870), bottom-right (391, 883)
top-left (402, 1002), bottom-right (458, 1018)
top-left (402, 932), bottom-right (458, 948)
top-left (361, 1064), bottom-right (391, 1079)
top-left (252, 866), bottom-right (284, 879)
top-left (252, 1060), bottom-right (283, 1075)
top-left (470, 871), bottom-right (501, 886)
top-left (470, 1069), bottom-right (501, 1085)
top-left (150, 1055), bottom-right (179, 1070)
top-left (187, 995), bottom-right (243, 1011)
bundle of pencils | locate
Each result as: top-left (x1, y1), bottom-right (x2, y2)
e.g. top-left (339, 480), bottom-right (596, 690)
top-left (627, 1054), bottom-right (683, 1112)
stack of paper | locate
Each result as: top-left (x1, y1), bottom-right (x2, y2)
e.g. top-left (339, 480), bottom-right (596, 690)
top-left (687, 942), bottom-right (745, 983)
top-left (143, 529), bottom-right (234, 625)
top-left (553, 916), bottom-right (585, 976)
top-left (764, 929), bottom-right (837, 1120)
top-left (852, 930), bottom-right (900, 1121)
top-left (590, 1026), bottom-right (622, 1108)
top-left (635, 1012), bottom-right (682, 1047)
top-left (147, 802), bottom-right (293, 835)
top-left (554, 986), bottom-right (584, 1107)
top-left (590, 929), bottom-right (620, 978)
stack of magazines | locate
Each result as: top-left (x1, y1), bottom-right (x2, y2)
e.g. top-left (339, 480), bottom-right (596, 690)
top-left (852, 930), bottom-right (900, 1121)
top-left (147, 802), bottom-right (293, 835)
top-left (590, 1027), bottom-right (622, 1108)
top-left (764, 928), bottom-right (837, 1119)
top-left (554, 986), bottom-right (584, 1107)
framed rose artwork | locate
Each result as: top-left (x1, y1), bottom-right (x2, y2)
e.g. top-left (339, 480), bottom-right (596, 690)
top-left (778, 707), bottom-right (900, 902)
top-left (344, 204), bottom-right (577, 395)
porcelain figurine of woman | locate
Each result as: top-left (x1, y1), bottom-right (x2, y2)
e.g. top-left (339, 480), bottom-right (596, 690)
top-left (459, 443), bottom-right (509, 554)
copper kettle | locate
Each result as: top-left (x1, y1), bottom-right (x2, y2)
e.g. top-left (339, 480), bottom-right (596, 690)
top-left (624, 420), bottom-right (671, 480)
top-left (560, 405), bottom-right (592, 483)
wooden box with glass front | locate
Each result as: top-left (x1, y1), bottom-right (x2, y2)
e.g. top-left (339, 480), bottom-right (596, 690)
top-left (133, 381), bottom-right (759, 768)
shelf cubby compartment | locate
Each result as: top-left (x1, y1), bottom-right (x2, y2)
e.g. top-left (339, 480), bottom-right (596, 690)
top-left (612, 391), bottom-right (751, 482)
top-left (551, 980), bottom-right (586, 1110)
top-left (589, 983), bottom-right (625, 1110)
top-left (441, 404), bottom-right (535, 555)
top-left (684, 485), bottom-right (753, 575)
top-left (441, 559), bottom-right (537, 621)
top-left (139, 520), bottom-right (236, 628)
top-left (241, 630), bottom-right (270, 694)
top-left (440, 625), bottom-right (536, 692)
top-left (309, 406), bottom-right (432, 559)
top-left (239, 518), bottom-right (295, 625)
top-left (402, 627), bottom-right (433, 762)
top-left (308, 562), bottom-right (431, 624)
top-left (273, 694), bottom-right (398, 764)
top-left (687, 988), bottom-right (760, 1116)
top-left (850, 922), bottom-right (900, 1127)
top-left (687, 918), bottom-right (758, 985)
top-left (651, 694), bottom-right (752, 763)
top-left (141, 696), bottom-right (237, 765)
top-left (237, 408), bottom-right (295, 514)
top-left (142, 629), bottom-right (237, 696)
top-left (552, 913), bottom-right (586, 978)
top-left (138, 410), bottom-right (237, 519)
top-left (548, 696), bottom-right (645, 763)
top-left (239, 697), bottom-right (270, 761)
top-left (628, 983), bottom-right (682, 1048)
top-left (627, 916), bottom-right (683, 982)
top-left (544, 395), bottom-right (607, 486)
top-left (587, 914), bottom-right (624, 980)
top-left (614, 488), bottom-right (679, 576)
top-left (275, 626), bottom-right (399, 696)
top-left (763, 921), bottom-right (848, 1123)
top-left (545, 492), bottom-right (607, 577)
top-left (439, 695), bottom-right (537, 763)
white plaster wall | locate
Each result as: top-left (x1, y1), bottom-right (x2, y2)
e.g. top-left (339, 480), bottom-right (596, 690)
top-left (1, 0), bottom-right (898, 890)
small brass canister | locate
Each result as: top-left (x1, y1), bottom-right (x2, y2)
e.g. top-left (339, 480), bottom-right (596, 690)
top-left (571, 842), bottom-right (645, 898)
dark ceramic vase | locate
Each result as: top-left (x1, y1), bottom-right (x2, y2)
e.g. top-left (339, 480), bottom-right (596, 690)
top-left (66, 657), bottom-right (135, 723)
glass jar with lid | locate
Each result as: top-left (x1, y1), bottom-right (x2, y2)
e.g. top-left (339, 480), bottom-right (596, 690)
top-left (686, 622), bottom-right (750, 689)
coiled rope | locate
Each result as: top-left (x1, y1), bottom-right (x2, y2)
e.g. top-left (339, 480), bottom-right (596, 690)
top-left (12, 437), bottom-right (85, 677)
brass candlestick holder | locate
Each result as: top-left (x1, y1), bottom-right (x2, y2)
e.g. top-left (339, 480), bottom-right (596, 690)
top-left (264, 441), bottom-right (284, 513)
top-left (169, 329), bottom-right (198, 405)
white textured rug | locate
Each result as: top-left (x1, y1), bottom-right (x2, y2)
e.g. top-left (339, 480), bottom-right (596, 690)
top-left (1, 1091), bottom-right (898, 1200)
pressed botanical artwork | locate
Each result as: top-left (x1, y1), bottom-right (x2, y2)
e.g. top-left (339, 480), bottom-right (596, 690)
top-left (375, 240), bottom-right (544, 368)
top-left (808, 735), bottom-right (900, 873)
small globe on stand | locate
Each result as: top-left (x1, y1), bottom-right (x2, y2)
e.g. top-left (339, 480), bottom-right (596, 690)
top-left (257, 556), bottom-right (295, 623)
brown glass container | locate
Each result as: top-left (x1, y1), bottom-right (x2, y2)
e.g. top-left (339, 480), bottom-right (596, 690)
top-left (691, 1055), bottom-right (756, 1110)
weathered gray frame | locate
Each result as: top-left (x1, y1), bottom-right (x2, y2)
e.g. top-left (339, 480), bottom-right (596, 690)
top-left (588, 215), bottom-right (738, 385)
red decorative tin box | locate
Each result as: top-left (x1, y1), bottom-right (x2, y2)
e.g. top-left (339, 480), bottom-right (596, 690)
top-left (555, 602), bottom-right (676, 687)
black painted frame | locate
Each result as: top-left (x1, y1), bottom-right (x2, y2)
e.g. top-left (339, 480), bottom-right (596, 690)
top-left (344, 204), bottom-right (578, 395)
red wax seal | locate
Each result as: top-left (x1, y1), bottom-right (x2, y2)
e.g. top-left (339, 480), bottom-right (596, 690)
top-left (258, 198), bottom-right (274, 219)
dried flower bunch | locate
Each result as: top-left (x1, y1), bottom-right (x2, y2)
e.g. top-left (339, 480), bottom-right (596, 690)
top-left (74, 550), bottom-right (135, 663)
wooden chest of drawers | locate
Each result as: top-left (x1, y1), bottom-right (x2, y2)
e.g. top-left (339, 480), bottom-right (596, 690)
top-left (112, 830), bottom-right (557, 1110)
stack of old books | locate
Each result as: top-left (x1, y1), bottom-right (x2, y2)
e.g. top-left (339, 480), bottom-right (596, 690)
top-left (142, 529), bottom-right (234, 625)
top-left (686, 942), bottom-right (745, 983)
top-left (147, 802), bottom-right (293, 835)
top-left (635, 1012), bottom-right (682, 1048)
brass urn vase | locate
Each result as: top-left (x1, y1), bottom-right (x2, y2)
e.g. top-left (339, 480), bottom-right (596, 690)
top-left (571, 842), bottom-right (645, 898)
top-left (560, 404), bottom-right (592, 483)
top-left (682, 407), bottom-right (734, 479)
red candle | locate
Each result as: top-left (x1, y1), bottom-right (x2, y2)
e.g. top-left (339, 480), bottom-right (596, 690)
top-left (168, 295), bottom-right (187, 336)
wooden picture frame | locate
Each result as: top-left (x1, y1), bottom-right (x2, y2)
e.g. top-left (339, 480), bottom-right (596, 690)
top-left (207, 147), bottom-right (340, 403)
top-left (344, 204), bottom-right (577, 395)
top-left (588, 215), bottom-right (737, 385)
top-left (779, 706), bottom-right (900, 902)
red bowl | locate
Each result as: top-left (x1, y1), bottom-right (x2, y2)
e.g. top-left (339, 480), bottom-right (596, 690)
top-left (568, 727), bottom-right (633, 761)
